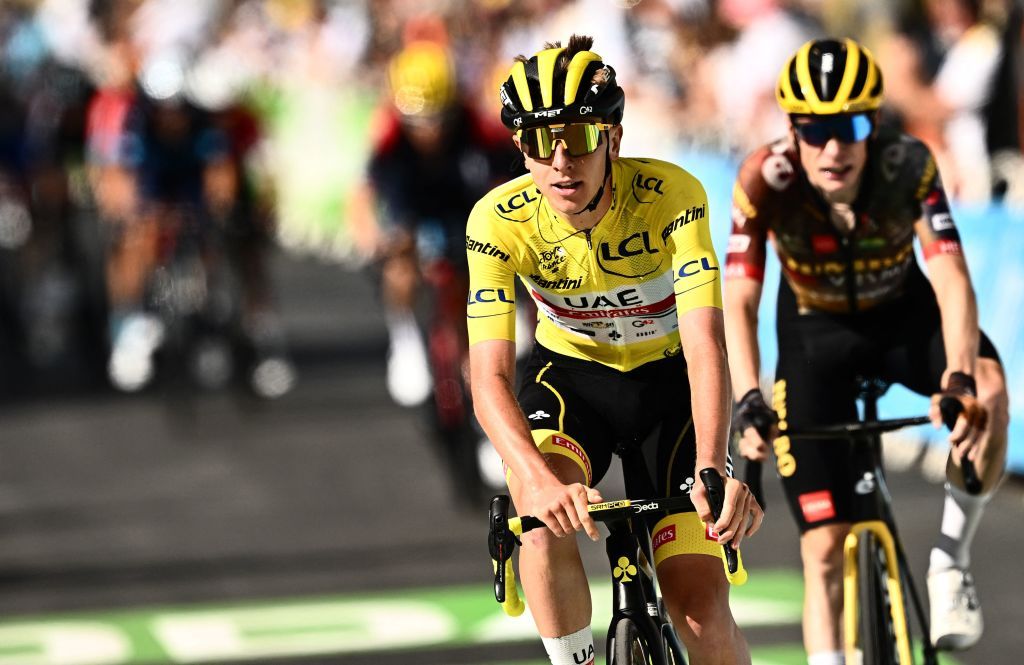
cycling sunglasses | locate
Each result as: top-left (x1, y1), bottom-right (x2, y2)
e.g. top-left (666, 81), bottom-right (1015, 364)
top-left (793, 113), bottom-right (874, 147)
top-left (518, 123), bottom-right (612, 160)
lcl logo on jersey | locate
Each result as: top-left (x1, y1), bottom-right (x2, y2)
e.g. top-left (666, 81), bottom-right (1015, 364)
top-left (600, 231), bottom-right (659, 261)
top-left (467, 288), bottom-right (514, 305)
top-left (633, 173), bottom-right (665, 194)
top-left (495, 189), bottom-right (539, 215)
top-left (675, 257), bottom-right (719, 279)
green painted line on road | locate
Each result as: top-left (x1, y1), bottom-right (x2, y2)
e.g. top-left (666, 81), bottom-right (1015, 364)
top-left (0, 569), bottom-right (956, 664)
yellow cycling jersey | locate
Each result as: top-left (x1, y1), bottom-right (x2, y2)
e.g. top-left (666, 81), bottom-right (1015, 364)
top-left (466, 157), bottom-right (721, 371)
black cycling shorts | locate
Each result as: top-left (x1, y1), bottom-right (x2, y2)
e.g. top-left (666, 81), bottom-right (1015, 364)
top-left (772, 268), bottom-right (1001, 532)
top-left (517, 344), bottom-right (699, 505)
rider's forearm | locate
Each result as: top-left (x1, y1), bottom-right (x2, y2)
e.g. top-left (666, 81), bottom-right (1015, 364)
top-left (930, 258), bottom-right (980, 377)
top-left (680, 310), bottom-right (731, 475)
top-left (471, 358), bottom-right (559, 489)
top-left (724, 284), bottom-right (762, 396)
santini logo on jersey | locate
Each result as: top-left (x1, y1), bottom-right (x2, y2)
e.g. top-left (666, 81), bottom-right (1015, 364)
top-left (661, 204), bottom-right (707, 242)
top-left (530, 274), bottom-right (583, 290)
top-left (466, 235), bottom-right (510, 261)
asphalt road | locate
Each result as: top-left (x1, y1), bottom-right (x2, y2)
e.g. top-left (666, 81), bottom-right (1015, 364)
top-left (0, 250), bottom-right (1020, 664)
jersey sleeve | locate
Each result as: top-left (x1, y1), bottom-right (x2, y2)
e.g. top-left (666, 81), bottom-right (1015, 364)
top-left (660, 177), bottom-right (722, 314)
top-left (724, 149), bottom-right (771, 282)
top-left (913, 154), bottom-right (964, 260)
top-left (466, 201), bottom-right (518, 344)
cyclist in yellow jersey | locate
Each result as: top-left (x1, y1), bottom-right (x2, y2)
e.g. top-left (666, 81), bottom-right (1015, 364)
top-left (468, 35), bottom-right (763, 665)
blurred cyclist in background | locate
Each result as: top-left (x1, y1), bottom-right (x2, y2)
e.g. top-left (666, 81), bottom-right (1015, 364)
top-left (725, 38), bottom-right (1008, 661)
top-left (354, 32), bottom-right (520, 502)
top-left (357, 36), bottom-right (519, 406)
top-left (87, 0), bottom-right (294, 399)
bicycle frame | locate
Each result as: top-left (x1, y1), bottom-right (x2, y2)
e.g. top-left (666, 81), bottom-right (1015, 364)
top-left (489, 475), bottom-right (746, 665)
top-left (843, 520), bottom-right (914, 663)
top-left (603, 510), bottom-right (684, 665)
top-left (778, 382), bottom-right (939, 665)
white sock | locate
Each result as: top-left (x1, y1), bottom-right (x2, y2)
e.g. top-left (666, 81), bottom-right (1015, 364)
top-left (807, 651), bottom-right (845, 665)
top-left (385, 309), bottom-right (421, 348)
top-left (929, 482), bottom-right (991, 573)
top-left (541, 626), bottom-right (595, 665)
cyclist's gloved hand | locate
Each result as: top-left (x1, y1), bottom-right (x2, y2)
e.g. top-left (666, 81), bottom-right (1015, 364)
top-left (732, 388), bottom-right (778, 462)
top-left (930, 371), bottom-right (987, 460)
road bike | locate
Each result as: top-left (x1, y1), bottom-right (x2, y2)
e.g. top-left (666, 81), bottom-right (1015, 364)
top-left (745, 378), bottom-right (979, 664)
top-left (488, 464), bottom-right (746, 665)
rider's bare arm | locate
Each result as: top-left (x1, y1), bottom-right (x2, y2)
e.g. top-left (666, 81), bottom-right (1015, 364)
top-left (724, 277), bottom-right (764, 399)
top-left (470, 339), bottom-right (601, 540)
top-left (921, 248), bottom-right (980, 378)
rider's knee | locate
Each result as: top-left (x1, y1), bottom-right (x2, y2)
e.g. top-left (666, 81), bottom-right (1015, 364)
top-left (669, 585), bottom-right (735, 645)
top-left (800, 525), bottom-right (847, 574)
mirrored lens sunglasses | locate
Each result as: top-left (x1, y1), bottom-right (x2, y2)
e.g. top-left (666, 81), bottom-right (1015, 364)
top-left (518, 123), bottom-right (612, 159)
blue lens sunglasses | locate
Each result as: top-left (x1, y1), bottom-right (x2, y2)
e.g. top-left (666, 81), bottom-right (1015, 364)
top-left (793, 113), bottom-right (874, 147)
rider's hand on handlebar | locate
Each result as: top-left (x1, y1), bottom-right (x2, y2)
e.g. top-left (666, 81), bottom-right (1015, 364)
top-left (528, 479), bottom-right (604, 541)
top-left (733, 388), bottom-right (778, 462)
top-left (929, 371), bottom-right (987, 462)
top-left (691, 473), bottom-right (764, 549)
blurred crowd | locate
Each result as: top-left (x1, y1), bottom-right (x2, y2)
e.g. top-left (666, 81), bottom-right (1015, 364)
top-left (0, 0), bottom-right (1021, 397)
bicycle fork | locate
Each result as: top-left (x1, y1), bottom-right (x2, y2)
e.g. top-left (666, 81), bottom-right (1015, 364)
top-left (605, 523), bottom-right (672, 665)
top-left (843, 521), bottom-right (913, 664)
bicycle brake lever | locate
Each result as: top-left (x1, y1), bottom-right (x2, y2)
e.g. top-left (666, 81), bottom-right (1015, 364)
top-left (938, 398), bottom-right (983, 495)
top-left (699, 468), bottom-right (740, 575)
top-left (489, 495), bottom-right (515, 602)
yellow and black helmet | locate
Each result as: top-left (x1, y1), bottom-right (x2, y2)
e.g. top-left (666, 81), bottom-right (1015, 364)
top-left (388, 41), bottom-right (456, 118)
top-left (776, 38), bottom-right (883, 116)
top-left (498, 37), bottom-right (624, 131)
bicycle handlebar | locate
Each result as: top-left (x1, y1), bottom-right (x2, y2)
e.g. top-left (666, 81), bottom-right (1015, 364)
top-left (699, 468), bottom-right (746, 584)
top-left (938, 397), bottom-right (982, 495)
top-left (488, 487), bottom-right (748, 616)
top-left (742, 408), bottom-right (982, 510)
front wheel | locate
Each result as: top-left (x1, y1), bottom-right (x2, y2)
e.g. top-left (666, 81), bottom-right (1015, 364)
top-left (857, 532), bottom-right (899, 665)
top-left (610, 618), bottom-right (653, 665)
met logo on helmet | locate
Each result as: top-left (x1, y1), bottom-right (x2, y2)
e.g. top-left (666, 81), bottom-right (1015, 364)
top-left (531, 109), bottom-right (563, 119)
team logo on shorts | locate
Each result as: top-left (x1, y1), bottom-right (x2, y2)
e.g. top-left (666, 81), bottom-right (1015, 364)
top-left (528, 410), bottom-right (549, 421)
top-left (799, 490), bottom-right (836, 523)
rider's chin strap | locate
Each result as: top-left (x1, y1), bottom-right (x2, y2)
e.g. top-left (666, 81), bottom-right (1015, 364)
top-left (569, 137), bottom-right (612, 216)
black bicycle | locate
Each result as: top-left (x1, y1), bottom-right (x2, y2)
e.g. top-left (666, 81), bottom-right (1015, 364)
top-left (745, 379), bottom-right (980, 664)
top-left (488, 467), bottom-right (746, 665)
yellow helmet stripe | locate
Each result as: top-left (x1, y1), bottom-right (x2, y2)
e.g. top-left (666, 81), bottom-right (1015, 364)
top-left (535, 47), bottom-right (564, 110)
top-left (563, 51), bottom-right (601, 105)
top-left (793, 40), bottom-right (818, 108)
top-left (828, 38), bottom-right (861, 113)
top-left (860, 45), bottom-right (879, 105)
top-left (509, 60), bottom-right (533, 112)
top-left (778, 54), bottom-right (799, 105)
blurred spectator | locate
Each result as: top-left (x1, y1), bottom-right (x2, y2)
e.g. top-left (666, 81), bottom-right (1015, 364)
top-left (0, 1), bottom-right (104, 391)
top-left (881, 0), bottom-right (1021, 203)
top-left (707, 0), bottom-right (822, 152)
